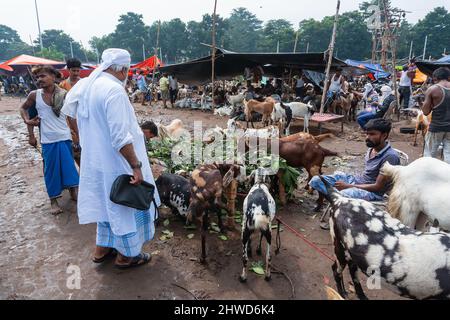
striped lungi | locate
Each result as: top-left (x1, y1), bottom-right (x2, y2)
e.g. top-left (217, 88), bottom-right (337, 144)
top-left (96, 210), bottom-right (155, 258)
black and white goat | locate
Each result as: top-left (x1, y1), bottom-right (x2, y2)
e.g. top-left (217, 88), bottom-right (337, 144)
top-left (240, 170), bottom-right (277, 283)
top-left (321, 177), bottom-right (450, 300)
top-left (155, 173), bottom-right (191, 222)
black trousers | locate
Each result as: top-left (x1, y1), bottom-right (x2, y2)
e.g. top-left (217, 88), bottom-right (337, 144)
top-left (169, 89), bottom-right (178, 104)
top-left (399, 86), bottom-right (411, 109)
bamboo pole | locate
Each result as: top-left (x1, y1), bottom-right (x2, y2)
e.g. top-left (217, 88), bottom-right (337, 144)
top-left (152, 21), bottom-right (161, 103)
top-left (320, 0), bottom-right (341, 114)
top-left (211, 0), bottom-right (218, 110)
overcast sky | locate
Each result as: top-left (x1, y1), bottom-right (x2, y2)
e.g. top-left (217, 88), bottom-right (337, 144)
top-left (2, 0), bottom-right (449, 48)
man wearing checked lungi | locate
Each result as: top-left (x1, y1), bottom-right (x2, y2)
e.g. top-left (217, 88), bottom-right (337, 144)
top-left (20, 65), bottom-right (79, 215)
top-left (61, 49), bottom-right (161, 269)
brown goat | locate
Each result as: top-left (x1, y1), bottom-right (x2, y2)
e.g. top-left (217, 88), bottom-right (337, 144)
top-left (244, 98), bottom-right (275, 128)
top-left (278, 133), bottom-right (338, 189)
top-left (187, 163), bottom-right (242, 263)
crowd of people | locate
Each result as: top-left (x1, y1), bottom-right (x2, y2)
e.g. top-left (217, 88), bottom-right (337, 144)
top-left (9, 46), bottom-right (450, 272)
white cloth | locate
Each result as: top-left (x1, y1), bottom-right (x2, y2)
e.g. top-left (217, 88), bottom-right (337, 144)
top-left (62, 48), bottom-right (132, 120)
top-left (69, 72), bottom-right (160, 236)
top-left (35, 89), bottom-right (72, 144)
top-left (363, 83), bottom-right (374, 101)
top-left (399, 71), bottom-right (412, 87)
top-left (380, 85), bottom-right (393, 105)
top-left (329, 74), bottom-right (342, 92)
top-left (169, 77), bottom-right (178, 90)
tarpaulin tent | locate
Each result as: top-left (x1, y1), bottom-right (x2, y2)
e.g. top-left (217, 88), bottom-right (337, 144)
top-left (413, 69), bottom-right (428, 84)
top-left (59, 65), bottom-right (96, 79)
top-left (0, 54), bottom-right (65, 75)
top-left (416, 57), bottom-right (450, 77)
top-left (159, 49), bottom-right (350, 85)
top-left (344, 59), bottom-right (390, 80)
top-left (130, 56), bottom-right (163, 75)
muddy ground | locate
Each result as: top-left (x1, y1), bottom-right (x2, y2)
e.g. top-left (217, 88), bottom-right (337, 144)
top-left (0, 95), bottom-right (422, 300)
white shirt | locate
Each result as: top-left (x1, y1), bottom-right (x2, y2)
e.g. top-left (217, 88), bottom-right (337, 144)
top-left (329, 74), bottom-right (342, 92)
top-left (35, 89), bottom-right (72, 144)
top-left (399, 71), bottom-right (412, 87)
top-left (70, 73), bottom-right (160, 236)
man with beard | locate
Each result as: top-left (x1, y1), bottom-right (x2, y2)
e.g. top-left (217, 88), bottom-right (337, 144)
top-left (19, 65), bottom-right (79, 215)
top-left (62, 49), bottom-right (160, 269)
top-left (309, 119), bottom-right (400, 212)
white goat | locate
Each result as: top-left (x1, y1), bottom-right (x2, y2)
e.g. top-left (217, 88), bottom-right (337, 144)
top-left (240, 169), bottom-right (276, 283)
top-left (158, 119), bottom-right (189, 141)
top-left (322, 177), bottom-right (450, 300)
top-left (214, 105), bottom-right (234, 117)
top-left (381, 157), bottom-right (450, 231)
top-left (284, 101), bottom-right (316, 134)
top-left (226, 93), bottom-right (245, 107)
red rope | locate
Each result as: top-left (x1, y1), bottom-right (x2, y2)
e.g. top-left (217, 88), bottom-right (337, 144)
top-left (276, 216), bottom-right (335, 262)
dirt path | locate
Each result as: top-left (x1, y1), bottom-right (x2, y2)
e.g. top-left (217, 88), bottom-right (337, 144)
top-left (0, 96), bottom-right (421, 300)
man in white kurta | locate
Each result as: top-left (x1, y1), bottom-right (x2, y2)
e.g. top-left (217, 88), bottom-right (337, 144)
top-left (62, 49), bottom-right (161, 268)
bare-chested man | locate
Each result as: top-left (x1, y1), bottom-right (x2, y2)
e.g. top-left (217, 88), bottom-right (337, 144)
top-left (422, 67), bottom-right (450, 163)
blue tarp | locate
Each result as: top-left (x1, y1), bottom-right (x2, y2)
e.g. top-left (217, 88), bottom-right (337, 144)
top-left (344, 59), bottom-right (391, 80)
top-left (437, 55), bottom-right (450, 63)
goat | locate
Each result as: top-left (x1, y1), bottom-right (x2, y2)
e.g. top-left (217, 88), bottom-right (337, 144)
top-left (331, 92), bottom-right (355, 122)
top-left (226, 93), bottom-right (245, 107)
top-left (244, 98), bottom-right (275, 128)
top-left (158, 119), bottom-right (188, 141)
top-left (283, 101), bottom-right (316, 134)
top-left (413, 110), bottom-right (432, 147)
top-left (187, 164), bottom-right (244, 263)
top-left (271, 103), bottom-right (293, 136)
top-left (321, 176), bottom-right (450, 300)
top-left (381, 157), bottom-right (450, 231)
top-left (214, 105), bottom-right (234, 117)
top-left (278, 133), bottom-right (338, 189)
top-left (156, 173), bottom-right (191, 222)
top-left (240, 169), bottom-right (277, 283)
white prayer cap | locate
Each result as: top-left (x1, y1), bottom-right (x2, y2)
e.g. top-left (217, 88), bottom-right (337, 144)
top-left (101, 48), bottom-right (131, 68)
top-left (62, 48), bottom-right (131, 119)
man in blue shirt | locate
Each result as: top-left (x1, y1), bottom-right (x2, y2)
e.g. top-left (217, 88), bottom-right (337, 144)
top-left (310, 119), bottom-right (401, 212)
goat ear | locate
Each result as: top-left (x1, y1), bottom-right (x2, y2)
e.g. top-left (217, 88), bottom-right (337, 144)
top-left (433, 219), bottom-right (440, 228)
top-left (222, 167), bottom-right (236, 188)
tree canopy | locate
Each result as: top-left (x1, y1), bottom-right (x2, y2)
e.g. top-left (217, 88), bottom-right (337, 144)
top-left (1, 5), bottom-right (449, 64)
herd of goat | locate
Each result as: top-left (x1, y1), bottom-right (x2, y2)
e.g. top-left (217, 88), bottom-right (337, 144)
top-left (149, 88), bottom-right (450, 300)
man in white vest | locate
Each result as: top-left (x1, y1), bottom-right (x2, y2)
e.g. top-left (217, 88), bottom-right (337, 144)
top-left (62, 49), bottom-right (161, 269)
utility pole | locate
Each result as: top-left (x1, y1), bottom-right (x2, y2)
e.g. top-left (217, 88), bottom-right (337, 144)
top-left (70, 41), bottom-right (74, 58)
top-left (29, 35), bottom-right (36, 55)
top-left (151, 21), bottom-right (161, 103)
top-left (34, 0), bottom-right (44, 52)
top-left (293, 31), bottom-right (299, 53)
top-left (211, 0), bottom-right (218, 110)
top-left (422, 35), bottom-right (428, 60)
top-left (409, 40), bottom-right (413, 61)
top-left (277, 40), bottom-right (280, 53)
top-left (142, 39), bottom-right (146, 61)
top-left (306, 42), bottom-right (310, 53)
top-left (320, 0), bottom-right (340, 114)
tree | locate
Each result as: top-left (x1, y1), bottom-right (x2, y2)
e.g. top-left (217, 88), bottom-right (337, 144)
top-left (227, 8), bottom-right (262, 52)
top-left (0, 24), bottom-right (25, 60)
top-left (110, 12), bottom-right (150, 62)
top-left (410, 7), bottom-right (450, 59)
top-left (36, 29), bottom-right (84, 61)
top-left (260, 19), bottom-right (295, 52)
top-left (186, 14), bottom-right (229, 59)
top-left (37, 46), bottom-right (65, 61)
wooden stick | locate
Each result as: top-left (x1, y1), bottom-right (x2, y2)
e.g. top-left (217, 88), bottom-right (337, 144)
top-left (172, 283), bottom-right (199, 300)
top-left (320, 0), bottom-right (341, 114)
top-left (211, 0), bottom-right (218, 110)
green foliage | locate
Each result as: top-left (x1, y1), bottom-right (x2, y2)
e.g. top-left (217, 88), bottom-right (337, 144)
top-left (37, 29), bottom-right (85, 61)
top-left (37, 46), bottom-right (65, 61)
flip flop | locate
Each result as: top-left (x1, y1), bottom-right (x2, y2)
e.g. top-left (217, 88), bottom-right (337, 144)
top-left (115, 253), bottom-right (152, 270)
top-left (93, 249), bottom-right (117, 264)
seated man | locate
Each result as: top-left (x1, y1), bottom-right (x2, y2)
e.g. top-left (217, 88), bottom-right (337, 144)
top-left (309, 119), bottom-right (400, 213)
top-left (357, 85), bottom-right (395, 129)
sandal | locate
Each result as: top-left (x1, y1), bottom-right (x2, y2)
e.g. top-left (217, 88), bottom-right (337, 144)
top-left (93, 249), bottom-right (117, 264)
top-left (115, 253), bottom-right (152, 270)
